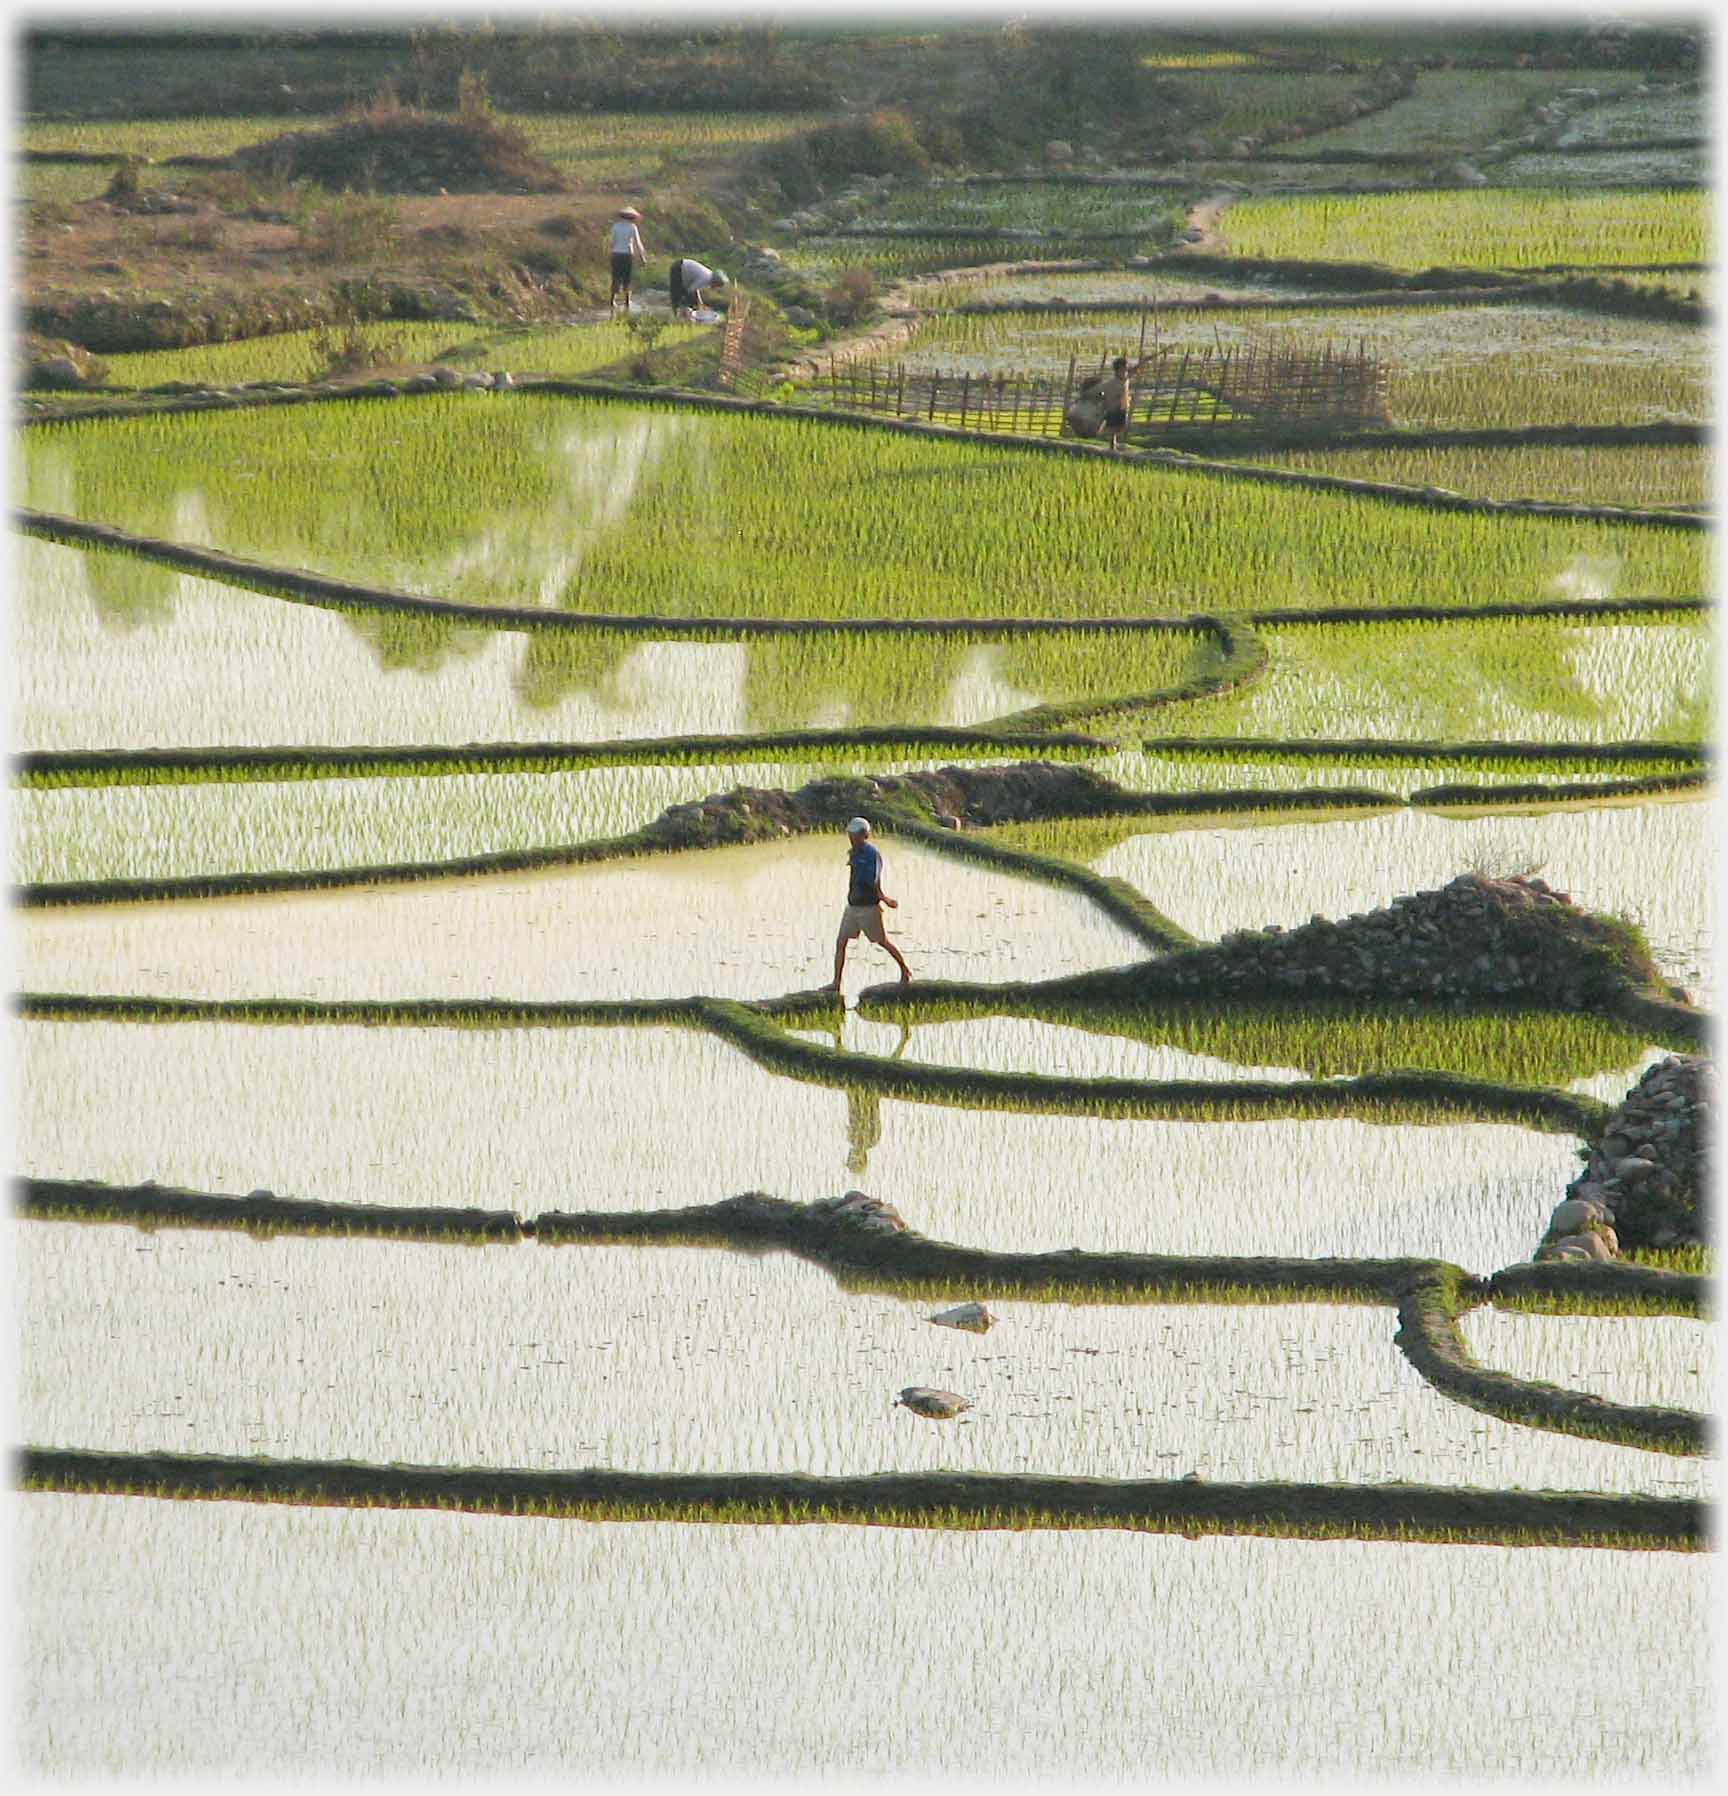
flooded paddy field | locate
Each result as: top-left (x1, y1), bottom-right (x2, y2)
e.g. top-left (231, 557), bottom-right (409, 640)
top-left (19, 1223), bottom-right (1710, 1495)
top-left (17, 831), bottom-right (1148, 999)
top-left (19, 1495), bottom-right (1708, 1779)
top-left (17, 1017), bottom-right (1584, 1266)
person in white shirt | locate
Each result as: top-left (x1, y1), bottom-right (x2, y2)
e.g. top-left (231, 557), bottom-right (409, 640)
top-left (606, 208), bottom-right (646, 313)
top-left (668, 257), bottom-right (728, 320)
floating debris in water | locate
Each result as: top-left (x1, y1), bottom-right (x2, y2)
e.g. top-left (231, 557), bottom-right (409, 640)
top-left (929, 1302), bottom-right (995, 1334)
top-left (894, 1386), bottom-right (974, 1420)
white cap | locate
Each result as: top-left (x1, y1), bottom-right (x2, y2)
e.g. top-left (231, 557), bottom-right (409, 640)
top-left (846, 817), bottom-right (871, 836)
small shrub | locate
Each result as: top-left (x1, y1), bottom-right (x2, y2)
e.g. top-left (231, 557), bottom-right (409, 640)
top-left (823, 267), bottom-right (878, 326)
top-left (102, 157), bottom-right (145, 203)
top-left (624, 311), bottom-right (668, 382)
top-left (296, 191), bottom-right (400, 262)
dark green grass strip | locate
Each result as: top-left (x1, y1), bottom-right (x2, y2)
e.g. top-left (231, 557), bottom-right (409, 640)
top-left (17, 1177), bottom-right (525, 1242)
top-left (1396, 1268), bottom-right (1705, 1455)
top-left (14, 726), bottom-right (1107, 790)
top-left (1410, 772), bottom-right (1708, 809)
top-left (1245, 596), bottom-right (1707, 627)
top-left (1139, 736), bottom-right (1707, 771)
top-left (16, 1448), bottom-right (1702, 1548)
top-left (697, 997), bottom-right (1609, 1135)
top-left (1489, 1260), bottom-right (1709, 1320)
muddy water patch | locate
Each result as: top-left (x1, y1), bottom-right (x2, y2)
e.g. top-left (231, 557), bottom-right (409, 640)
top-left (17, 1225), bottom-right (1707, 1498)
top-left (18, 833), bottom-right (1147, 1002)
top-left (19, 1496), bottom-right (1708, 1778)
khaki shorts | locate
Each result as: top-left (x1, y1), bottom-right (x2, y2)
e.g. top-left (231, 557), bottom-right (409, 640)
top-left (838, 903), bottom-right (888, 944)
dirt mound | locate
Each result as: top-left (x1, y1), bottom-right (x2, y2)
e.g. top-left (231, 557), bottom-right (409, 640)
top-left (232, 109), bottom-right (568, 196)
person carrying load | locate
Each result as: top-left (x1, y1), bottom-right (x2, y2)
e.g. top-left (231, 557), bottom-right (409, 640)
top-left (1065, 355), bottom-right (1146, 452)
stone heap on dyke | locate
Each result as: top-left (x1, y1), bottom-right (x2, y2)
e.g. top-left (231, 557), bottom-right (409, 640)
top-left (1549, 1055), bottom-right (1712, 1256)
top-left (1123, 874), bottom-right (1668, 1007)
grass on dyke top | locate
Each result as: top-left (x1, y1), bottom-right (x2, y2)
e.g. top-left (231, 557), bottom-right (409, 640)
top-left (18, 397), bottom-right (1707, 623)
top-left (1248, 445), bottom-right (1708, 512)
top-left (1220, 188), bottom-right (1707, 271)
top-left (846, 184), bottom-right (1184, 240)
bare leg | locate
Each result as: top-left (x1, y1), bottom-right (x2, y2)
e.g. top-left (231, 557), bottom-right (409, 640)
top-left (825, 936), bottom-right (848, 991)
top-left (884, 937), bottom-right (912, 983)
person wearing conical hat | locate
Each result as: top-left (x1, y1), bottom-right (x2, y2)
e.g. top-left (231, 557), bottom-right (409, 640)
top-left (606, 207), bottom-right (647, 314)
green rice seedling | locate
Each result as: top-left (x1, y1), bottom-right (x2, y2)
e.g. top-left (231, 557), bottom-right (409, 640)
top-left (842, 183), bottom-right (1183, 245)
top-left (1270, 68), bottom-right (1644, 159)
top-left (1562, 88), bottom-right (1706, 144)
top-left (1139, 617), bottom-right (1709, 747)
top-left (1151, 70), bottom-right (1366, 143)
top-left (1499, 148), bottom-right (1710, 188)
top-left (877, 998), bottom-right (1661, 1089)
top-left (18, 398), bottom-right (1707, 622)
top-left (92, 323), bottom-right (494, 392)
top-left (916, 269), bottom-right (1333, 308)
top-left (1220, 189), bottom-right (1708, 271)
top-left (1253, 445), bottom-right (1708, 511)
top-left (1459, 1308), bottom-right (1712, 1416)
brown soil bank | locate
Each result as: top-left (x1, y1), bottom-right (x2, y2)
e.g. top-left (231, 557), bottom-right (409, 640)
top-left (232, 109), bottom-right (568, 195)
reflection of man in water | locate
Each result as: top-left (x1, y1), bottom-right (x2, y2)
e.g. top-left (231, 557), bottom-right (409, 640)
top-left (814, 1012), bottom-right (911, 1179)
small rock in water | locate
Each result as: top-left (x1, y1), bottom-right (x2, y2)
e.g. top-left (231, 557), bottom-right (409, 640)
top-left (895, 1386), bottom-right (973, 1420)
top-left (929, 1302), bottom-right (995, 1334)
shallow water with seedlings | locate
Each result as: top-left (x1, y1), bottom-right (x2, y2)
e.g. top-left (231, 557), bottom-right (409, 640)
top-left (18, 833), bottom-right (1147, 1003)
top-left (17, 1019), bottom-right (1581, 1268)
top-left (17, 1223), bottom-right (1708, 1496)
top-left (19, 1497), bottom-right (1708, 1780)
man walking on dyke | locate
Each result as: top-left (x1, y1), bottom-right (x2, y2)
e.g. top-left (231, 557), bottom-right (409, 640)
top-left (825, 817), bottom-right (912, 991)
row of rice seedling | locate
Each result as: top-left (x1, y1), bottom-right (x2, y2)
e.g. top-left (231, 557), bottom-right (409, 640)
top-left (90, 320), bottom-right (709, 393)
top-left (1220, 188), bottom-right (1708, 270)
top-left (1560, 88), bottom-right (1706, 145)
top-left (20, 1220), bottom-right (1702, 1494)
top-left (88, 323), bottom-right (496, 391)
top-left (1460, 1308), bottom-right (1713, 1416)
top-left (1251, 444), bottom-right (1708, 511)
top-left (21, 1492), bottom-right (1708, 1778)
top-left (17, 757), bottom-right (964, 885)
top-left (1267, 68), bottom-right (1643, 160)
top-left (829, 998), bottom-right (1656, 1090)
top-left (1092, 750), bottom-right (1696, 803)
top-left (1126, 616), bottom-right (1709, 748)
top-left (840, 183), bottom-right (1183, 241)
top-left (21, 396), bottom-right (1707, 622)
top-left (914, 268), bottom-right (1332, 309)
top-left (775, 236), bottom-right (1071, 282)
top-left (1498, 147), bottom-right (1709, 188)
top-left (1150, 69), bottom-right (1367, 143)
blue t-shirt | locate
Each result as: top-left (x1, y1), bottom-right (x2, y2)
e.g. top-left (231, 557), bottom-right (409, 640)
top-left (847, 842), bottom-right (883, 907)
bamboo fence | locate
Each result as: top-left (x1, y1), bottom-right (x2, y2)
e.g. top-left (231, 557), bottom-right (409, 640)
top-left (821, 337), bottom-right (1390, 438)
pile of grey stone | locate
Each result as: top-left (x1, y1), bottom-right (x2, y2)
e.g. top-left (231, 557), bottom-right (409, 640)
top-left (1547, 1055), bottom-right (1712, 1256)
top-left (814, 1189), bottom-right (908, 1234)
